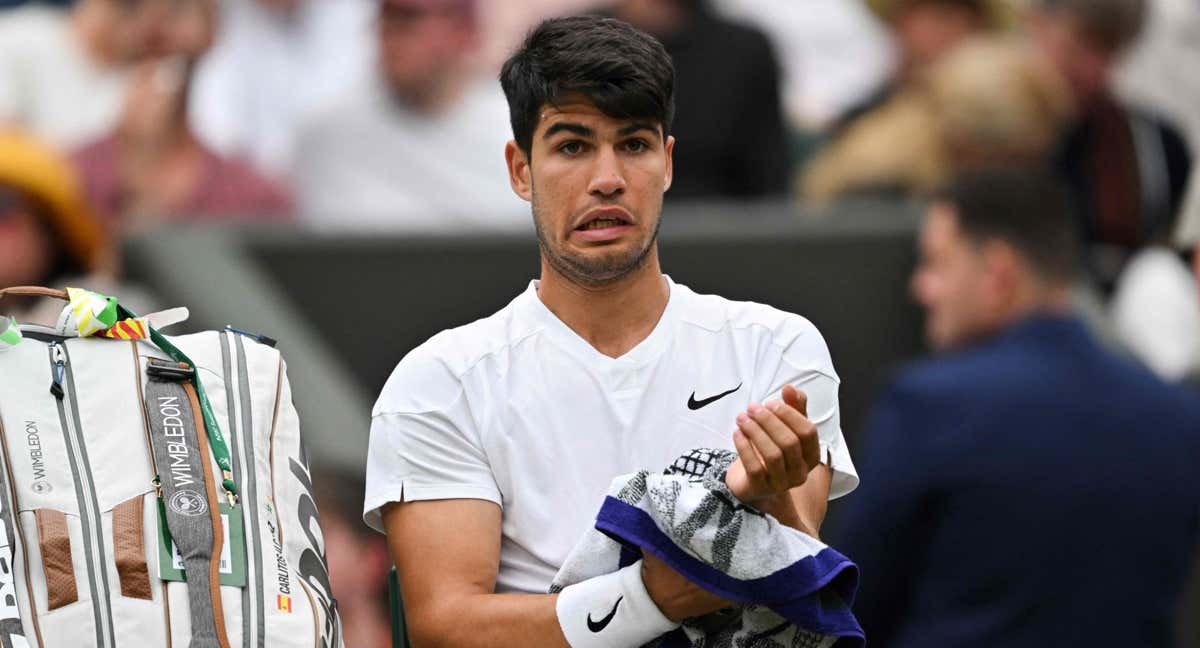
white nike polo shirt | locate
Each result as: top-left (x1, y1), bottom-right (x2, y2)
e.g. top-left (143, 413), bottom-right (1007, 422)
top-left (364, 277), bottom-right (858, 593)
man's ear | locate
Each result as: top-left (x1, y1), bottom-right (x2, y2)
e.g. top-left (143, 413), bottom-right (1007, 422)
top-left (664, 135), bottom-right (675, 192)
top-left (981, 240), bottom-right (1022, 304)
top-left (505, 140), bottom-right (533, 202)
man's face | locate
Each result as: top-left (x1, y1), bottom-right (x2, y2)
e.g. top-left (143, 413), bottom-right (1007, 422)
top-left (910, 203), bottom-right (996, 350)
top-left (379, 0), bottom-right (476, 100)
top-left (163, 0), bottom-right (216, 62)
top-left (104, 0), bottom-right (175, 62)
top-left (506, 100), bottom-right (675, 287)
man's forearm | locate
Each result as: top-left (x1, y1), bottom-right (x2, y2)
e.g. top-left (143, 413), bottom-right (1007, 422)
top-left (410, 592), bottom-right (569, 648)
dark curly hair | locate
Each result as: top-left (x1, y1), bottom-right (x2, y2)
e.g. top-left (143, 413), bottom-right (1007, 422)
top-left (499, 15), bottom-right (676, 155)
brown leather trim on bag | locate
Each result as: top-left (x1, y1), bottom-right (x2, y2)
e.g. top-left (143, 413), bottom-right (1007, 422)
top-left (183, 381), bottom-right (233, 648)
top-left (113, 496), bottom-right (152, 600)
top-left (34, 509), bottom-right (78, 610)
top-left (161, 582), bottom-right (173, 648)
top-left (298, 580), bottom-right (320, 648)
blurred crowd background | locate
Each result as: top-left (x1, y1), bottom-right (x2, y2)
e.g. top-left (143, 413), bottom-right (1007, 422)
top-left (0, 0), bottom-right (1197, 646)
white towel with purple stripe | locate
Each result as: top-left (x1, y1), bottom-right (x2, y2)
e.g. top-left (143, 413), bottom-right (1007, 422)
top-left (550, 449), bottom-right (864, 648)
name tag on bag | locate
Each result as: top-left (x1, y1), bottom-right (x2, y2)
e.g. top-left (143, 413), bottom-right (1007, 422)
top-left (157, 501), bottom-right (248, 588)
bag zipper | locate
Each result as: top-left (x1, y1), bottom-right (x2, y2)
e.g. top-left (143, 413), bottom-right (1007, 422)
top-left (48, 341), bottom-right (116, 648)
top-left (229, 331), bottom-right (265, 648)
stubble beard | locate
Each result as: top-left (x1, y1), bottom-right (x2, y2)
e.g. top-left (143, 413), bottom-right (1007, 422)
top-left (531, 190), bottom-right (662, 289)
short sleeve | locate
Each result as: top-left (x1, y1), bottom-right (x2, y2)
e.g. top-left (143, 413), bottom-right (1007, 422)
top-left (362, 343), bottom-right (501, 533)
top-left (755, 318), bottom-right (859, 499)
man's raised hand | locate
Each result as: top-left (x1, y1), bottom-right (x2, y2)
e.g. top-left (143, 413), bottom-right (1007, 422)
top-left (724, 385), bottom-right (821, 503)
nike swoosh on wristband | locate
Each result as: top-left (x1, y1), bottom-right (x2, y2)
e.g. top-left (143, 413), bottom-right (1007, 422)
top-left (687, 383), bottom-right (742, 410)
top-left (587, 597), bottom-right (623, 633)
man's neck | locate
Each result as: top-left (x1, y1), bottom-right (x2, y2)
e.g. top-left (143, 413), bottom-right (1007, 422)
top-left (536, 251), bottom-right (670, 359)
top-left (989, 282), bottom-right (1074, 337)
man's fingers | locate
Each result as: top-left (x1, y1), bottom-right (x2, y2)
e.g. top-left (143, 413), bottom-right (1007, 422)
top-left (753, 403), bottom-right (808, 486)
top-left (782, 385), bottom-right (808, 418)
top-left (769, 400), bottom-right (822, 473)
top-left (732, 429), bottom-right (768, 497)
top-left (737, 411), bottom-right (788, 492)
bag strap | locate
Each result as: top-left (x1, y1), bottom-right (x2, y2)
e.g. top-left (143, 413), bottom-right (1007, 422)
top-left (143, 370), bottom-right (232, 648)
top-left (137, 316), bottom-right (238, 503)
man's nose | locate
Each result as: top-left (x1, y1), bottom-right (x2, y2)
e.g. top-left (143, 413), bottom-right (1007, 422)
top-left (587, 147), bottom-right (626, 197)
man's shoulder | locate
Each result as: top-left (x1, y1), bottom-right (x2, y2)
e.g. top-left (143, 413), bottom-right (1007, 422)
top-left (677, 285), bottom-right (828, 353)
top-left (890, 324), bottom-right (1200, 413)
top-left (373, 291), bottom-right (538, 415)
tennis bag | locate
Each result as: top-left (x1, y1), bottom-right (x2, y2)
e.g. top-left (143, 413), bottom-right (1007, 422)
top-left (0, 286), bottom-right (343, 648)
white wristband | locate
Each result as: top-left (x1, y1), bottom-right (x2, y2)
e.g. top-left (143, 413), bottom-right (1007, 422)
top-left (555, 561), bottom-right (680, 648)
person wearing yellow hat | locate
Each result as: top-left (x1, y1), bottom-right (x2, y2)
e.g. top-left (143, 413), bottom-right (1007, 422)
top-left (0, 129), bottom-right (117, 323)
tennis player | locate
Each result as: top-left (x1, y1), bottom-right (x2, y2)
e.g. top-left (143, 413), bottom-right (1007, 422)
top-left (364, 15), bottom-right (858, 648)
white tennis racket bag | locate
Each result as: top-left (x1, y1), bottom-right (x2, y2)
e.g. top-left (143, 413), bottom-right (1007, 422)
top-left (0, 286), bottom-right (343, 648)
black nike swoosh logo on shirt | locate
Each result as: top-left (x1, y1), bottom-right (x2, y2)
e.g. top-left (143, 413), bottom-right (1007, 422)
top-left (587, 596), bottom-right (623, 632)
top-left (687, 383), bottom-right (742, 410)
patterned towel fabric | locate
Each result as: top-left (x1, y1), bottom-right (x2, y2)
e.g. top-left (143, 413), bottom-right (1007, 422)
top-left (551, 449), bottom-right (864, 648)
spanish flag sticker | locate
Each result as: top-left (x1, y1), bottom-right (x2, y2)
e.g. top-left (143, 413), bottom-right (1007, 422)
top-left (277, 595), bottom-right (292, 613)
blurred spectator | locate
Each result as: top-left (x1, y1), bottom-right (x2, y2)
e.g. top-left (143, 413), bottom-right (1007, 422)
top-left (0, 129), bottom-right (131, 324)
top-left (1027, 0), bottom-right (1198, 380)
top-left (710, 0), bottom-right (893, 130)
top-left (314, 471), bottom-right (390, 648)
top-left (801, 36), bottom-right (1073, 202)
top-left (608, 0), bottom-right (790, 199)
top-left (0, 0), bottom-right (171, 149)
top-left (1028, 0), bottom-right (1190, 282)
top-left (835, 0), bottom-right (1011, 131)
top-left (292, 0), bottom-right (528, 233)
top-left (1112, 0), bottom-right (1200, 295)
top-left (476, 0), bottom-right (608, 74)
top-left (836, 167), bottom-right (1200, 648)
top-left (188, 0), bottom-right (374, 177)
top-left (73, 0), bottom-right (292, 232)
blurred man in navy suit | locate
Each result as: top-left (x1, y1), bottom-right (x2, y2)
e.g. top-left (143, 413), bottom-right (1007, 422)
top-left (837, 166), bottom-right (1200, 647)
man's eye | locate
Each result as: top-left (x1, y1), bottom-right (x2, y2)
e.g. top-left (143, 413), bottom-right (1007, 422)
top-left (624, 139), bottom-right (648, 153)
top-left (559, 141), bottom-right (584, 155)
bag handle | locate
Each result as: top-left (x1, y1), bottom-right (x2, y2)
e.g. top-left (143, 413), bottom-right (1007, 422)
top-left (0, 286), bottom-right (69, 302)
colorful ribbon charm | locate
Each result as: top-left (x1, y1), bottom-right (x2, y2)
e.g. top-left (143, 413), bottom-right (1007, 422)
top-left (60, 287), bottom-right (120, 337)
top-left (57, 288), bottom-right (150, 340)
top-left (97, 317), bottom-right (150, 341)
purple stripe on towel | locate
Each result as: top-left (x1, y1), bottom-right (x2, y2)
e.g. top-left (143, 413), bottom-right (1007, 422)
top-left (594, 495), bottom-right (865, 646)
